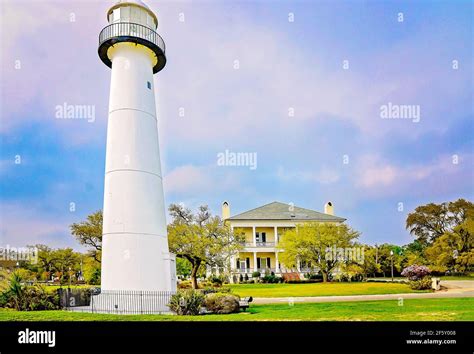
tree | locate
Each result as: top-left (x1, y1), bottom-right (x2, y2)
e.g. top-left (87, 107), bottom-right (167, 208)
top-left (34, 245), bottom-right (81, 284)
top-left (53, 248), bottom-right (80, 284)
top-left (36, 245), bottom-right (60, 279)
top-left (406, 199), bottom-right (474, 246)
top-left (279, 222), bottom-right (360, 282)
top-left (348, 245), bottom-right (380, 280)
top-left (176, 258), bottom-right (192, 279)
top-left (83, 257), bottom-right (101, 285)
top-left (425, 219), bottom-right (474, 273)
top-left (400, 240), bottom-right (428, 269)
top-left (375, 244), bottom-right (403, 277)
top-left (406, 199), bottom-right (474, 273)
top-left (70, 211), bottom-right (102, 263)
top-left (167, 204), bottom-right (244, 289)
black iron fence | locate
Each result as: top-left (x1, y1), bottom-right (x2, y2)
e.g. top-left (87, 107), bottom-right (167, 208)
top-left (58, 288), bottom-right (175, 314)
top-left (90, 290), bottom-right (175, 314)
top-left (58, 288), bottom-right (92, 308)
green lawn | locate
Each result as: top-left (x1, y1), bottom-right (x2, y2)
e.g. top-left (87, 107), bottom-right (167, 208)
top-left (224, 282), bottom-right (429, 298)
top-left (0, 298), bottom-right (472, 321)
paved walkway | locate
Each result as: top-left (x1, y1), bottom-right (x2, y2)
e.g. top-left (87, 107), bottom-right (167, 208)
top-left (252, 280), bottom-right (474, 304)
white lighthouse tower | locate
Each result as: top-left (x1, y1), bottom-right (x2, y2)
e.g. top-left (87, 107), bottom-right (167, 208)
top-left (97, 0), bottom-right (176, 303)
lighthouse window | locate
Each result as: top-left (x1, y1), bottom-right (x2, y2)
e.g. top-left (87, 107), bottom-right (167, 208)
top-left (147, 81), bottom-right (151, 89)
top-left (131, 6), bottom-right (141, 23)
top-left (113, 8), bottom-right (120, 22)
top-left (121, 6), bottom-right (130, 21)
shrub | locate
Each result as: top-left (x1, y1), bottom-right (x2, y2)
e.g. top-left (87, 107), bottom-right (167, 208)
top-left (350, 274), bottom-right (364, 282)
top-left (199, 280), bottom-right (213, 288)
top-left (177, 280), bottom-right (193, 289)
top-left (304, 273), bottom-right (323, 281)
top-left (402, 265), bottom-right (432, 290)
top-left (401, 265), bottom-right (431, 281)
top-left (204, 293), bottom-right (240, 314)
top-left (201, 287), bottom-right (232, 295)
top-left (335, 273), bottom-right (350, 282)
top-left (408, 277), bottom-right (432, 290)
top-left (252, 271), bottom-right (261, 278)
top-left (168, 289), bottom-right (205, 315)
top-left (0, 273), bottom-right (60, 311)
top-left (261, 275), bottom-right (282, 283)
top-left (210, 276), bottom-right (223, 287)
top-left (244, 274), bottom-right (249, 281)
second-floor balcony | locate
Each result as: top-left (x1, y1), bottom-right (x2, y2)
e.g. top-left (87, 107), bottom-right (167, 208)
top-left (240, 242), bottom-right (276, 248)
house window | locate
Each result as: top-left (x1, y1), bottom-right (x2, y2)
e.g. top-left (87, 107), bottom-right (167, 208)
top-left (239, 261), bottom-right (246, 270)
top-left (257, 257), bottom-right (271, 269)
top-left (256, 232), bottom-right (266, 243)
top-left (147, 81), bottom-right (151, 89)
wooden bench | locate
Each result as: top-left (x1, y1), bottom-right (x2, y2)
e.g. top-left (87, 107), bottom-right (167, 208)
top-left (239, 296), bottom-right (253, 311)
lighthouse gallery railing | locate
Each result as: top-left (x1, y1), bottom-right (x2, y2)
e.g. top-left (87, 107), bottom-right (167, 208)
top-left (99, 22), bottom-right (166, 55)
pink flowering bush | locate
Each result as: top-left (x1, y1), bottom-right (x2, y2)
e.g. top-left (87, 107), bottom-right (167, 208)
top-left (401, 265), bottom-right (431, 281)
top-left (401, 265), bottom-right (432, 290)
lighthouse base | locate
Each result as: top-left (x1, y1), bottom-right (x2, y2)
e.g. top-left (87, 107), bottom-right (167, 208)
top-left (101, 233), bottom-right (177, 292)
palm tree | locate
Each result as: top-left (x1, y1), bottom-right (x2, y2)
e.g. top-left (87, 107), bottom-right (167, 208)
top-left (5, 273), bottom-right (25, 310)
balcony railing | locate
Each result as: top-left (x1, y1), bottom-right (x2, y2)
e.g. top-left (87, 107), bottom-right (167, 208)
top-left (240, 242), bottom-right (254, 247)
top-left (256, 242), bottom-right (275, 247)
top-left (240, 242), bottom-right (276, 248)
top-left (98, 22), bottom-right (166, 73)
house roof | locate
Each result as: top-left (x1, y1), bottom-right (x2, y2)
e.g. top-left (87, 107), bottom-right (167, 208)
top-left (228, 201), bottom-right (346, 222)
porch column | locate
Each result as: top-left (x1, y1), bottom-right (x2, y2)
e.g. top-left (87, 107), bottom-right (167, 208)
top-left (253, 252), bottom-right (258, 272)
top-left (252, 226), bottom-right (256, 246)
top-left (275, 251), bottom-right (279, 273)
top-left (274, 226), bottom-right (278, 245)
top-left (230, 255), bottom-right (235, 274)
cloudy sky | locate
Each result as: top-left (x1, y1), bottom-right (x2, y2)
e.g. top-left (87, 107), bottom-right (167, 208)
top-left (0, 0), bottom-right (472, 250)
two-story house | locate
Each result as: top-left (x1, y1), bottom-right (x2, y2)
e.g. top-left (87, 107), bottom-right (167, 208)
top-left (222, 201), bottom-right (346, 281)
